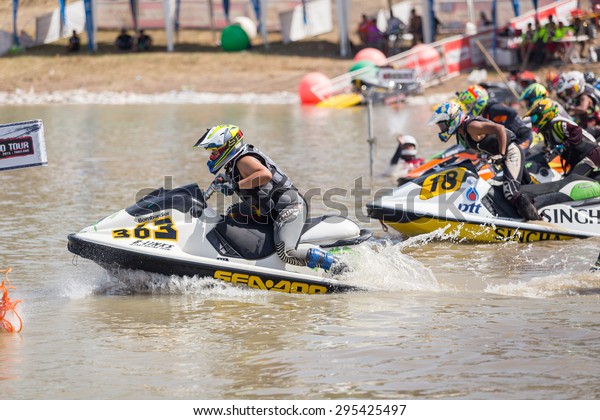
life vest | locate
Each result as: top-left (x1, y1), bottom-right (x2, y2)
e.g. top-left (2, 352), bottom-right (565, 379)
top-left (225, 145), bottom-right (296, 217)
top-left (482, 102), bottom-right (532, 146)
top-left (456, 116), bottom-right (516, 155)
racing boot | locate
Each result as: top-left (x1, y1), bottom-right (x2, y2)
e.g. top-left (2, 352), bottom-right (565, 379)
top-left (306, 248), bottom-right (349, 274)
top-left (514, 193), bottom-right (542, 221)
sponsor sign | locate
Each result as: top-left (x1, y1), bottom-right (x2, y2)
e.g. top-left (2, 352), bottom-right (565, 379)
top-left (0, 120), bottom-right (47, 172)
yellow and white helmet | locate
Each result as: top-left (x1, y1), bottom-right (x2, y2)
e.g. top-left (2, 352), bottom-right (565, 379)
top-left (193, 124), bottom-right (245, 174)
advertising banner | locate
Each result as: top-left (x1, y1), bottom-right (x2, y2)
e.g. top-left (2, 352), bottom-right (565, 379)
top-left (0, 120), bottom-right (47, 172)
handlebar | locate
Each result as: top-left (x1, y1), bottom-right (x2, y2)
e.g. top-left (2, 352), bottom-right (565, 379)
top-left (204, 179), bottom-right (217, 201)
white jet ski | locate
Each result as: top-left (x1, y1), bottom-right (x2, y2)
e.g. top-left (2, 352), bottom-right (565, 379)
top-left (68, 180), bottom-right (372, 294)
top-left (367, 157), bottom-right (600, 243)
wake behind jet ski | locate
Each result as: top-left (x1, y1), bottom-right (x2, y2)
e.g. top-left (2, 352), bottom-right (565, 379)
top-left (367, 157), bottom-right (600, 243)
top-left (68, 181), bottom-right (372, 294)
top-left (396, 143), bottom-right (564, 186)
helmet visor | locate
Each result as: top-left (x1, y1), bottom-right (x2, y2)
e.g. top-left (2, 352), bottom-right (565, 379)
top-left (208, 144), bottom-right (228, 160)
top-left (437, 120), bottom-right (450, 133)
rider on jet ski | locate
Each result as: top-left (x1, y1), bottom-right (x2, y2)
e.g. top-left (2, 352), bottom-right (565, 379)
top-left (457, 84), bottom-right (534, 151)
top-left (525, 98), bottom-right (600, 177)
top-left (519, 82), bottom-right (571, 120)
top-left (193, 124), bottom-right (342, 272)
top-left (556, 71), bottom-right (600, 139)
top-left (429, 102), bottom-right (541, 221)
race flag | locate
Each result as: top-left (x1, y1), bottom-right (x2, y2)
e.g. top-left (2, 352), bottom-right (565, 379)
top-left (0, 120), bottom-right (47, 172)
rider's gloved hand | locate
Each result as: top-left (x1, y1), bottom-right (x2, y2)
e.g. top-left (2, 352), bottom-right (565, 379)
top-left (489, 154), bottom-right (506, 165)
top-left (215, 173), bottom-right (236, 196)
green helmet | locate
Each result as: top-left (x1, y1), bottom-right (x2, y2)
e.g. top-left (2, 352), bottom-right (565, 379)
top-left (519, 83), bottom-right (549, 109)
top-left (525, 98), bottom-right (558, 130)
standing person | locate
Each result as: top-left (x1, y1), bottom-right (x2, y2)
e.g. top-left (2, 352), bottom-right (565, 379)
top-left (478, 11), bottom-right (492, 29)
top-left (428, 102), bottom-right (541, 220)
top-left (408, 8), bottom-right (423, 46)
top-left (193, 124), bottom-right (345, 272)
top-left (357, 14), bottom-right (370, 45)
top-left (519, 22), bottom-right (535, 65)
top-left (525, 98), bottom-right (600, 177)
top-left (457, 85), bottom-right (534, 150)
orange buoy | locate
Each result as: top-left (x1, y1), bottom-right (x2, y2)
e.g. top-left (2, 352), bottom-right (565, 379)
top-left (298, 72), bottom-right (332, 105)
top-left (405, 44), bottom-right (442, 73)
top-left (354, 47), bottom-right (388, 66)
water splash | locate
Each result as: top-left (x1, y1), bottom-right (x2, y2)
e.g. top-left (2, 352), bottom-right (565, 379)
top-left (486, 271), bottom-right (600, 298)
top-left (335, 240), bottom-right (441, 292)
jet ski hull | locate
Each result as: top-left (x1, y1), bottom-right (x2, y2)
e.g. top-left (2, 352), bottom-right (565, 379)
top-left (68, 234), bottom-right (364, 294)
top-left (370, 212), bottom-right (589, 243)
top-left (369, 159), bottom-right (600, 243)
top-left (67, 183), bottom-right (370, 294)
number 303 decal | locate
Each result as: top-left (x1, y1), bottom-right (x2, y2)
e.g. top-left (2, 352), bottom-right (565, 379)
top-left (112, 216), bottom-right (178, 241)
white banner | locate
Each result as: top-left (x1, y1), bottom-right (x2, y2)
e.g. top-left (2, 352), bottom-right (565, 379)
top-left (0, 120), bottom-right (47, 172)
top-left (35, 0), bottom-right (86, 45)
top-left (279, 0), bottom-right (332, 44)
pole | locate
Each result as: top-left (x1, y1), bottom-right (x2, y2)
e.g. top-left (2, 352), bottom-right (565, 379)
top-left (367, 97), bottom-right (376, 179)
top-left (475, 39), bottom-right (520, 100)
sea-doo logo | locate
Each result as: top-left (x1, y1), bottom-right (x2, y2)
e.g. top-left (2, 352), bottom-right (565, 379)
top-left (130, 240), bottom-right (174, 250)
top-left (542, 208), bottom-right (600, 225)
top-left (214, 270), bottom-right (328, 294)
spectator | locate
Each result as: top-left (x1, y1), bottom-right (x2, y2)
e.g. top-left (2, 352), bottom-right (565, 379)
top-left (365, 18), bottom-right (387, 53)
top-left (385, 11), bottom-right (405, 54)
top-left (66, 30), bottom-right (80, 53)
top-left (531, 20), bottom-right (549, 65)
top-left (478, 11), bottom-right (492, 29)
top-left (115, 28), bottom-right (133, 51)
top-left (136, 29), bottom-right (152, 52)
top-left (357, 14), bottom-right (371, 45)
top-left (408, 8), bottom-right (423, 46)
top-left (519, 22), bottom-right (535, 63)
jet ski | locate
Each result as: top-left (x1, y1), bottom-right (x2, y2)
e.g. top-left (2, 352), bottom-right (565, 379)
top-left (68, 181), bottom-right (372, 294)
top-left (368, 157), bottom-right (600, 243)
top-left (396, 143), bottom-right (565, 186)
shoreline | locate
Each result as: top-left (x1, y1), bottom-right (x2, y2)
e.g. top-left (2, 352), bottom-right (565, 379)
top-left (0, 87), bottom-right (457, 105)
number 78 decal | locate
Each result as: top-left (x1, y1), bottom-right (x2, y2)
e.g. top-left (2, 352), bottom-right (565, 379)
top-left (112, 216), bottom-right (178, 241)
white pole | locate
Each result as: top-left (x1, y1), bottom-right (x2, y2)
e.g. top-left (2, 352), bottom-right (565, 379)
top-left (466, 0), bottom-right (476, 25)
top-left (421, 0), bottom-right (431, 43)
top-left (163, 0), bottom-right (175, 51)
top-left (208, 0), bottom-right (216, 44)
top-left (336, 0), bottom-right (350, 57)
top-left (260, 0), bottom-right (269, 49)
top-left (92, 0), bottom-right (98, 51)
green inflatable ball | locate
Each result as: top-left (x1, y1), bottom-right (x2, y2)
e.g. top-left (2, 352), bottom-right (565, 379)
top-left (221, 24), bottom-right (250, 52)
